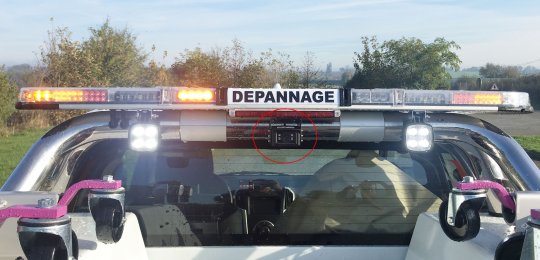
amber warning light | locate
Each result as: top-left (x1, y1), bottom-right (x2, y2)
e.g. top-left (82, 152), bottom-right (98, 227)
top-left (20, 89), bottom-right (107, 103)
top-left (175, 89), bottom-right (215, 103)
top-left (452, 92), bottom-right (502, 105)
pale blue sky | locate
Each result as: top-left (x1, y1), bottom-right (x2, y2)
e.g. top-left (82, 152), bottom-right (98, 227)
top-left (1, 0), bottom-right (540, 69)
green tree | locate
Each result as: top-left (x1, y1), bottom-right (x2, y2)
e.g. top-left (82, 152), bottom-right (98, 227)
top-left (346, 36), bottom-right (461, 89)
top-left (0, 67), bottom-right (17, 125)
top-left (170, 40), bottom-right (304, 88)
top-left (340, 67), bottom-right (354, 86)
top-left (145, 60), bottom-right (173, 86)
top-left (258, 49), bottom-right (300, 88)
top-left (6, 64), bottom-right (46, 87)
top-left (41, 27), bottom-right (101, 87)
top-left (222, 38), bottom-right (249, 87)
top-left (479, 63), bottom-right (521, 78)
top-left (348, 36), bottom-right (388, 88)
top-left (41, 20), bottom-right (148, 87)
top-left (143, 48), bottom-right (174, 86)
top-left (237, 60), bottom-right (265, 87)
top-left (453, 76), bottom-right (478, 90)
top-left (40, 27), bottom-right (99, 124)
top-left (298, 51), bottom-right (321, 88)
top-left (39, 20), bottom-right (149, 124)
top-left (171, 47), bottom-right (227, 87)
top-left (171, 40), bottom-right (289, 88)
top-left (83, 19), bottom-right (147, 86)
top-left (222, 39), bottom-right (272, 87)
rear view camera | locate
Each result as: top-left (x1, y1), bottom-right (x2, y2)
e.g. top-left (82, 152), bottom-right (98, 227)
top-left (270, 119), bottom-right (302, 147)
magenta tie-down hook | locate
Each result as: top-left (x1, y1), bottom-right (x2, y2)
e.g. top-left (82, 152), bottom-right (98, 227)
top-left (0, 176), bottom-right (123, 260)
top-left (439, 176), bottom-right (516, 242)
top-left (455, 179), bottom-right (516, 212)
top-left (0, 178), bottom-right (121, 222)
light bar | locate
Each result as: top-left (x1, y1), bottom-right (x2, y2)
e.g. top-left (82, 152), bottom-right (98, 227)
top-left (19, 87), bottom-right (217, 105)
top-left (350, 89), bottom-right (532, 112)
top-left (16, 87), bottom-right (533, 113)
top-left (16, 87), bottom-right (220, 110)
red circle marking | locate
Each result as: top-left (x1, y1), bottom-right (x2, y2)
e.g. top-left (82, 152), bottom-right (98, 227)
top-left (251, 108), bottom-right (319, 164)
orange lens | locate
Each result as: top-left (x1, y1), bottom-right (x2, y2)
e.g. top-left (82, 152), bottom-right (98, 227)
top-left (472, 93), bottom-right (503, 104)
top-left (176, 89), bottom-right (215, 103)
top-left (453, 93), bottom-right (502, 105)
top-left (21, 89), bottom-right (107, 103)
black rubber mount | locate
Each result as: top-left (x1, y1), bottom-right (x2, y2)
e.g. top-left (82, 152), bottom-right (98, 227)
top-left (438, 200), bottom-right (481, 242)
top-left (90, 198), bottom-right (125, 244)
top-left (19, 231), bottom-right (78, 260)
top-left (495, 231), bottom-right (525, 260)
top-left (502, 206), bottom-right (516, 224)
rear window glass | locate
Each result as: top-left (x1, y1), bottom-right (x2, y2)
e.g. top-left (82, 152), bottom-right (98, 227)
top-left (70, 141), bottom-right (449, 246)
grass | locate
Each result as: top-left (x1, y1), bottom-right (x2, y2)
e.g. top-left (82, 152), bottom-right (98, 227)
top-left (0, 129), bottom-right (538, 187)
top-left (0, 128), bottom-right (48, 186)
top-left (514, 136), bottom-right (540, 161)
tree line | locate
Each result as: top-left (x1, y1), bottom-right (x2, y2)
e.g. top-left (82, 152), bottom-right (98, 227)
top-left (1, 20), bottom-right (539, 133)
top-left (0, 20), bottom-right (332, 132)
top-left (345, 36), bottom-right (461, 89)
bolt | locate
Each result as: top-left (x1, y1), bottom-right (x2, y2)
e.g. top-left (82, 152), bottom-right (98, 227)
top-left (102, 175), bottom-right (114, 182)
top-left (462, 176), bottom-right (475, 183)
top-left (0, 199), bottom-right (7, 209)
top-left (37, 198), bottom-right (55, 208)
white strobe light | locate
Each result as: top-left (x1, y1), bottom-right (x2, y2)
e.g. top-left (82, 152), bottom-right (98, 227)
top-left (129, 123), bottom-right (160, 152)
top-left (405, 123), bottom-right (433, 152)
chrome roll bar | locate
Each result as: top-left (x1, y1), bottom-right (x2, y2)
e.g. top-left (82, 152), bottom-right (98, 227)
top-left (2, 111), bottom-right (539, 192)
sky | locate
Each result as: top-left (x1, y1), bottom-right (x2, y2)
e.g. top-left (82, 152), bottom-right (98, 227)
top-left (1, 0), bottom-right (540, 70)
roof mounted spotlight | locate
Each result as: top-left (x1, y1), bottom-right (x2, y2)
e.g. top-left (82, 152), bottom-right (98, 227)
top-left (404, 111), bottom-right (433, 152)
top-left (129, 110), bottom-right (160, 152)
top-left (405, 123), bottom-right (433, 152)
top-left (129, 123), bottom-right (160, 152)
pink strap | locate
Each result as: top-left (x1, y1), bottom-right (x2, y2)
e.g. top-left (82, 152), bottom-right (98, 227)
top-left (0, 179), bottom-right (121, 222)
top-left (456, 180), bottom-right (515, 211)
top-left (0, 205), bottom-right (67, 220)
top-left (57, 180), bottom-right (121, 206)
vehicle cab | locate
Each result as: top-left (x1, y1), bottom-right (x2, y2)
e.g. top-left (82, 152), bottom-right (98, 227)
top-left (0, 86), bottom-right (538, 260)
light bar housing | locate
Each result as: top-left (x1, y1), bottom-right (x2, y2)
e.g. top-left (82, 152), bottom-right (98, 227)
top-left (16, 87), bottom-right (218, 110)
top-left (16, 87), bottom-right (533, 113)
top-left (350, 89), bottom-right (532, 112)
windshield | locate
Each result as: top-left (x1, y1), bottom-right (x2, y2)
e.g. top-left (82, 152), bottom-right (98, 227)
top-left (68, 140), bottom-right (454, 246)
